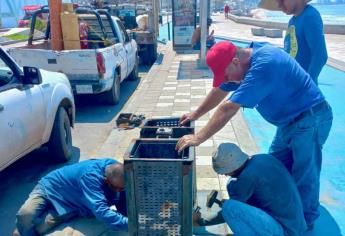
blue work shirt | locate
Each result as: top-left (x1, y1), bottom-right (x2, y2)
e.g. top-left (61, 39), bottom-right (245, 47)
top-left (224, 42), bottom-right (324, 127)
top-left (228, 154), bottom-right (307, 236)
top-left (39, 158), bottom-right (128, 231)
top-left (284, 5), bottom-right (328, 83)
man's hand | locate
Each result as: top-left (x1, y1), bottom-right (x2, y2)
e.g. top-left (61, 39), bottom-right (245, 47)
top-left (179, 112), bottom-right (198, 126)
top-left (193, 211), bottom-right (202, 227)
top-left (176, 134), bottom-right (203, 153)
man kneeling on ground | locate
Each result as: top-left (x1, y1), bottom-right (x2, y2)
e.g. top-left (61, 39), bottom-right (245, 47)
top-left (14, 158), bottom-right (127, 236)
top-left (194, 143), bottom-right (307, 236)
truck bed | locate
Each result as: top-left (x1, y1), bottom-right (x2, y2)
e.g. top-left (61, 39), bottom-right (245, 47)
top-left (6, 39), bottom-right (51, 50)
top-left (7, 42), bottom-right (99, 80)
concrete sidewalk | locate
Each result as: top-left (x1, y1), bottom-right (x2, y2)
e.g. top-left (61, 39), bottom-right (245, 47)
top-left (210, 14), bottom-right (345, 66)
top-left (45, 43), bottom-right (249, 235)
top-left (46, 14), bottom-right (345, 235)
top-left (92, 43), bottom-right (259, 235)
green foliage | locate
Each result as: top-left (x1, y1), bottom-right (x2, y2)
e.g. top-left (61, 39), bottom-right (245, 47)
top-left (4, 33), bottom-right (28, 41)
top-left (29, 18), bottom-right (47, 32)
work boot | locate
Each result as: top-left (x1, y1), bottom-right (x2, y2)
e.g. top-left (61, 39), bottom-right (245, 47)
top-left (12, 229), bottom-right (20, 236)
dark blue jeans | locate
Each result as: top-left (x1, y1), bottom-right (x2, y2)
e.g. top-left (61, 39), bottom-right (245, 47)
top-left (222, 200), bottom-right (284, 236)
top-left (269, 103), bottom-right (333, 225)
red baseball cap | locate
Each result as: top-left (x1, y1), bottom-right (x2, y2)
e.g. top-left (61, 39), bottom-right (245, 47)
top-left (206, 41), bottom-right (237, 87)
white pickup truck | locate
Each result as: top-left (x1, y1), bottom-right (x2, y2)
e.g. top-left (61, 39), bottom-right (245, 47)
top-left (7, 8), bottom-right (138, 105)
top-left (0, 46), bottom-right (75, 171)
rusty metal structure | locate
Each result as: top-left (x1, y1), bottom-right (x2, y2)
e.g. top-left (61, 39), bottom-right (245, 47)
top-left (124, 117), bottom-right (195, 236)
top-left (124, 139), bottom-right (195, 236)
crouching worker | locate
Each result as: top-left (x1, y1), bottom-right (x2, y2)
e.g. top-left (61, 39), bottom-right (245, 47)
top-left (14, 159), bottom-right (128, 236)
top-left (194, 143), bottom-right (307, 236)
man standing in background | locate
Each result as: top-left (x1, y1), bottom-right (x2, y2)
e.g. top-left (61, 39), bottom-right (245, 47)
top-left (224, 4), bottom-right (230, 19)
top-left (276, 0), bottom-right (328, 85)
top-left (270, 1), bottom-right (328, 229)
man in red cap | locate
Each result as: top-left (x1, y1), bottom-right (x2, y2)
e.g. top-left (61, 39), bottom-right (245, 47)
top-left (176, 41), bottom-right (333, 230)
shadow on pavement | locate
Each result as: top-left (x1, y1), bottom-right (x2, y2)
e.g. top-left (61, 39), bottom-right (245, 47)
top-left (75, 66), bottom-right (149, 124)
top-left (75, 79), bottom-right (141, 123)
top-left (305, 205), bottom-right (342, 236)
top-left (0, 147), bottom-right (80, 236)
top-left (155, 53), bottom-right (164, 65)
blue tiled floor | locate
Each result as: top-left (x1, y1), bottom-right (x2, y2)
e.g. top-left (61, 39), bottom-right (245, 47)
top-left (242, 61), bottom-right (345, 235)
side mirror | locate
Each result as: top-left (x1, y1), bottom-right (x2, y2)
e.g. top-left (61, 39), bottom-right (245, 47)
top-left (23, 66), bottom-right (42, 85)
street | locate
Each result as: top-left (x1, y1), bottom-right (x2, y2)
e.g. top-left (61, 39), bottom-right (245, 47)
top-left (0, 65), bottom-right (149, 235)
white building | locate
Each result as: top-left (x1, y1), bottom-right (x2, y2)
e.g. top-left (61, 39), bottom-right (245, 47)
top-left (0, 0), bottom-right (71, 28)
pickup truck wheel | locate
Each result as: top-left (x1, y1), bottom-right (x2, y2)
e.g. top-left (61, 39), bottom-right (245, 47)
top-left (147, 44), bottom-right (157, 66)
top-left (128, 56), bottom-right (139, 81)
top-left (105, 73), bottom-right (120, 105)
top-left (48, 107), bottom-right (72, 162)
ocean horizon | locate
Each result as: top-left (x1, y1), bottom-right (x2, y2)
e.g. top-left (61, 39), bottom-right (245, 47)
top-left (253, 4), bottom-right (345, 25)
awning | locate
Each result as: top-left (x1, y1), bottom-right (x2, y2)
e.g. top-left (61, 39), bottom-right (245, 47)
top-left (22, 5), bottom-right (42, 11)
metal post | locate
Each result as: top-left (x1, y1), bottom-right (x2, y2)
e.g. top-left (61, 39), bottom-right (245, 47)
top-left (49, 0), bottom-right (64, 50)
top-left (167, 6), bottom-right (171, 41)
top-left (207, 0), bottom-right (211, 19)
top-left (199, 0), bottom-right (208, 67)
top-left (168, 21), bottom-right (171, 41)
top-left (152, 0), bottom-right (160, 38)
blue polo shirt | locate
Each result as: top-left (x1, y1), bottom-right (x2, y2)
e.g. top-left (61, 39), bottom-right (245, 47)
top-left (223, 42), bottom-right (324, 127)
top-left (39, 158), bottom-right (128, 231)
top-left (284, 5), bottom-right (328, 83)
top-left (228, 154), bottom-right (307, 236)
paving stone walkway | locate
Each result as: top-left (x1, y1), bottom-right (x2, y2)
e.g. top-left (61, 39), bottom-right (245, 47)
top-left (8, 12), bottom-right (345, 236)
top-left (210, 14), bottom-right (345, 70)
top-left (95, 43), bottom-right (259, 235)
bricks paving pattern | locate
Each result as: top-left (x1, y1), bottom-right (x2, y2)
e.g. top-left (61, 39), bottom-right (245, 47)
top-left (94, 43), bottom-right (260, 235)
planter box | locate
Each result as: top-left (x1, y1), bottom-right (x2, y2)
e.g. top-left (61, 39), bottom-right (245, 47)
top-left (124, 139), bottom-right (195, 236)
top-left (264, 28), bottom-right (283, 38)
top-left (140, 117), bottom-right (194, 138)
top-left (251, 27), bottom-right (265, 36)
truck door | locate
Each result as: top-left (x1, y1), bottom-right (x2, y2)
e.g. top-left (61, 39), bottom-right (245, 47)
top-left (0, 57), bottom-right (45, 165)
top-left (117, 20), bottom-right (134, 77)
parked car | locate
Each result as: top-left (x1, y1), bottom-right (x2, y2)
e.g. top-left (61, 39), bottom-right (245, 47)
top-left (105, 4), bottom-right (158, 66)
top-left (18, 5), bottom-right (47, 28)
top-left (0, 47), bottom-right (75, 171)
top-left (8, 8), bottom-right (138, 105)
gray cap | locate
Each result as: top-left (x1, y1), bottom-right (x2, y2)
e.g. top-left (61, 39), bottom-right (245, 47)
top-left (212, 143), bottom-right (249, 174)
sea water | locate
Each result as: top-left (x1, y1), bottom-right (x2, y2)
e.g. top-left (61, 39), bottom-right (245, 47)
top-left (258, 4), bottom-right (345, 25)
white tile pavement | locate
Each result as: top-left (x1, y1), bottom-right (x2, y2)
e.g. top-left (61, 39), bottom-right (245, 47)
top-left (95, 43), bottom-right (259, 235)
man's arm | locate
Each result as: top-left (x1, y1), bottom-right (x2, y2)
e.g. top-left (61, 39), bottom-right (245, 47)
top-left (191, 27), bottom-right (201, 45)
top-left (304, 11), bottom-right (328, 82)
top-left (176, 100), bottom-right (240, 152)
top-left (180, 87), bottom-right (229, 125)
top-left (80, 175), bottom-right (128, 231)
top-left (196, 101), bottom-right (240, 143)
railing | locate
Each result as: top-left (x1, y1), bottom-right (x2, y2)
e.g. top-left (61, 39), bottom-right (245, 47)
top-left (228, 13), bottom-right (345, 35)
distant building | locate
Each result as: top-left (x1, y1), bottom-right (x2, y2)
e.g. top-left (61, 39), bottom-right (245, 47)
top-left (0, 0), bottom-right (72, 28)
top-left (0, 0), bottom-right (47, 28)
